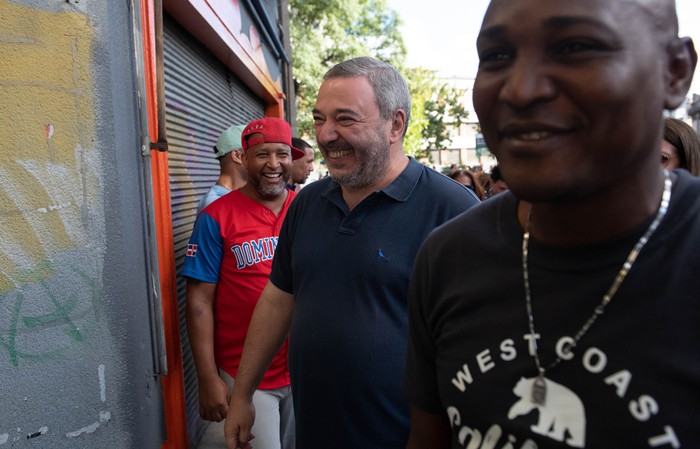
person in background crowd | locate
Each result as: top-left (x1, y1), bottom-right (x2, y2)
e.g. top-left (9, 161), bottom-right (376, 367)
top-left (197, 124), bottom-right (248, 213)
top-left (184, 117), bottom-right (304, 449)
top-left (286, 137), bottom-right (315, 191)
top-left (404, 0), bottom-right (699, 447)
top-left (224, 56), bottom-right (479, 449)
top-left (478, 171), bottom-right (492, 197)
top-left (450, 169), bottom-right (485, 200)
top-left (662, 117), bottom-right (700, 175)
top-left (488, 164), bottom-right (508, 196)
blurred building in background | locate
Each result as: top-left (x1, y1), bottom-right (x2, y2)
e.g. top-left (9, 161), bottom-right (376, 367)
top-left (430, 76), bottom-right (497, 172)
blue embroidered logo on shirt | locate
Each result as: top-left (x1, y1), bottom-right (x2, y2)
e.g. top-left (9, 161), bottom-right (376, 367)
top-left (378, 248), bottom-right (390, 262)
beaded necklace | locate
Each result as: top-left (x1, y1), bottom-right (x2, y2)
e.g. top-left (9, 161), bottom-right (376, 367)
top-left (521, 171), bottom-right (672, 405)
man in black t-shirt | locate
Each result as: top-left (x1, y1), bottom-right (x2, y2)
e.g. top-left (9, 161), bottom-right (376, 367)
top-left (404, 0), bottom-right (699, 448)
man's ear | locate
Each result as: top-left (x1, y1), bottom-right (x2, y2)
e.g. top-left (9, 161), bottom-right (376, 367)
top-left (231, 149), bottom-right (245, 164)
top-left (664, 36), bottom-right (697, 110)
top-left (389, 109), bottom-right (407, 144)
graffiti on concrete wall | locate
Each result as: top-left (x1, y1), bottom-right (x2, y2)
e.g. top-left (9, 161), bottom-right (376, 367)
top-left (0, 364), bottom-right (112, 445)
top-left (0, 0), bottom-right (105, 366)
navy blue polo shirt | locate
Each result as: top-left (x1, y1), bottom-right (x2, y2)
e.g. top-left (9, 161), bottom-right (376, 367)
top-left (269, 157), bottom-right (478, 449)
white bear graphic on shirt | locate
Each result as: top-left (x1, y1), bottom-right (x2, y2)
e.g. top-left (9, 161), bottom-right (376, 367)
top-left (507, 376), bottom-right (586, 448)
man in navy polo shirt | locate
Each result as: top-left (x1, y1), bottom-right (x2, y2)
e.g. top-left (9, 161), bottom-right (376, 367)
top-left (225, 57), bottom-right (479, 449)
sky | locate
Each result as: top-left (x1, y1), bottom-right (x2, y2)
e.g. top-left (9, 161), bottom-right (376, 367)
top-left (386, 0), bottom-right (700, 97)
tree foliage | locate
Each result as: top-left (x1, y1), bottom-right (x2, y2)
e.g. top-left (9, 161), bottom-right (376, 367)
top-left (406, 70), bottom-right (469, 160)
top-left (289, 0), bottom-right (469, 162)
top-left (425, 84), bottom-right (468, 148)
top-left (403, 67), bottom-right (433, 159)
top-left (289, 0), bottom-right (406, 137)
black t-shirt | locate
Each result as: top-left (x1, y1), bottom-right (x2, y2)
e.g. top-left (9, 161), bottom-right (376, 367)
top-left (405, 170), bottom-right (700, 448)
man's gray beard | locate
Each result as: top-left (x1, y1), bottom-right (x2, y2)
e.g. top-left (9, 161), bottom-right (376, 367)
top-left (327, 140), bottom-right (391, 189)
top-left (331, 158), bottom-right (388, 189)
top-left (256, 181), bottom-right (286, 200)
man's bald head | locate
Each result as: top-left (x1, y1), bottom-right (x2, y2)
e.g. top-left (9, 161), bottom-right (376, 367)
top-left (484, 0), bottom-right (678, 37)
top-left (634, 0), bottom-right (678, 41)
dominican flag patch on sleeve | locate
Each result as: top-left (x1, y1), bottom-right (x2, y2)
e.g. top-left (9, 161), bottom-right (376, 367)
top-left (186, 244), bottom-right (198, 257)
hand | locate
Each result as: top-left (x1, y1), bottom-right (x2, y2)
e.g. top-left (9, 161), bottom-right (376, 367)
top-left (224, 393), bottom-right (256, 449)
top-left (197, 375), bottom-right (230, 422)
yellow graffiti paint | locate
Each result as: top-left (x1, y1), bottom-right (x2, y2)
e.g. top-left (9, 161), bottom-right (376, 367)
top-left (0, 0), bottom-right (98, 293)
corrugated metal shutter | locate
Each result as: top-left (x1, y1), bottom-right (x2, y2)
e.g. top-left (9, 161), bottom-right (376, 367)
top-left (163, 14), bottom-right (265, 447)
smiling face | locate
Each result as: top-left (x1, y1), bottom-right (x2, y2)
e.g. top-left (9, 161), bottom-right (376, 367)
top-left (242, 136), bottom-right (293, 200)
top-left (473, 0), bottom-right (685, 202)
top-left (312, 76), bottom-right (393, 189)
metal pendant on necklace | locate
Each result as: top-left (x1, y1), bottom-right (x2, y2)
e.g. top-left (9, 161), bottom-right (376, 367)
top-left (531, 374), bottom-right (547, 405)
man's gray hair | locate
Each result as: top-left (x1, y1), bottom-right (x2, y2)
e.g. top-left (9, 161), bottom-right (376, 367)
top-left (324, 57), bottom-right (411, 135)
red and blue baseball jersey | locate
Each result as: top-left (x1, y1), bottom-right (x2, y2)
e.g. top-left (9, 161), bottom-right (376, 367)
top-left (182, 189), bottom-right (295, 389)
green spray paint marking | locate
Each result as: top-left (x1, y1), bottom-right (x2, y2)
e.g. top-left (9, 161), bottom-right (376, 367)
top-left (0, 291), bottom-right (24, 366)
top-left (0, 265), bottom-right (100, 367)
top-left (22, 280), bottom-right (84, 342)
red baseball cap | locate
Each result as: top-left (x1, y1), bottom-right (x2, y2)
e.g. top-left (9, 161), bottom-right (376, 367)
top-left (241, 117), bottom-right (305, 160)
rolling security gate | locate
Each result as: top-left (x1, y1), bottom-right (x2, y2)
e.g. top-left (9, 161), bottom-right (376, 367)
top-left (163, 14), bottom-right (265, 447)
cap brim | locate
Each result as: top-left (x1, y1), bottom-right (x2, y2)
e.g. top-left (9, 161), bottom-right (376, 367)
top-left (291, 146), bottom-right (305, 160)
top-left (214, 147), bottom-right (240, 158)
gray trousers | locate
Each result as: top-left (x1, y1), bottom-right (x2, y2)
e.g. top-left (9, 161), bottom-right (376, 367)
top-left (220, 369), bottom-right (295, 449)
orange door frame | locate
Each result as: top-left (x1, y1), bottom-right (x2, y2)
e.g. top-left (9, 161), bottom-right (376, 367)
top-left (139, 1), bottom-right (287, 448)
top-left (139, 1), bottom-right (189, 448)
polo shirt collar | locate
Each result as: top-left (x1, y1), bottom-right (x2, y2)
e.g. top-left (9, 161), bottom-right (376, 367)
top-left (321, 156), bottom-right (421, 203)
top-left (382, 156), bottom-right (421, 202)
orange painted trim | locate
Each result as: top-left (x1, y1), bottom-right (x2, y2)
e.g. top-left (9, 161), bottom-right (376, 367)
top-left (164, 0), bottom-right (283, 104)
top-left (141, 0), bottom-right (158, 131)
top-left (195, 0), bottom-right (283, 95)
top-left (265, 94), bottom-right (285, 118)
top-left (151, 153), bottom-right (188, 449)
top-left (140, 1), bottom-right (189, 448)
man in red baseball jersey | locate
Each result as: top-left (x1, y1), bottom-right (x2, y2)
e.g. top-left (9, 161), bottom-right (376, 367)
top-left (183, 117), bottom-right (304, 449)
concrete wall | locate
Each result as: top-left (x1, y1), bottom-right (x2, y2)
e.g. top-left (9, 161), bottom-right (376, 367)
top-left (0, 1), bottom-right (165, 447)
